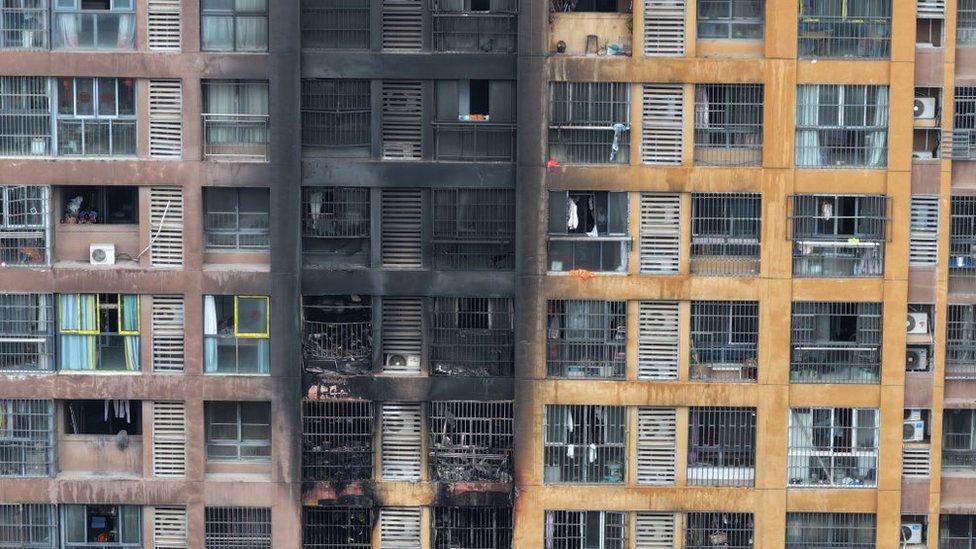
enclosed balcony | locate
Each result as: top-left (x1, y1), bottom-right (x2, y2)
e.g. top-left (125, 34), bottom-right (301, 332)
top-left (430, 297), bottom-right (514, 377)
top-left (428, 401), bottom-right (513, 483)
top-left (797, 0), bottom-right (891, 59)
top-left (302, 401), bottom-right (373, 484)
top-left (202, 80), bottom-right (269, 162)
top-left (548, 0), bottom-right (630, 56)
top-left (791, 194), bottom-right (888, 278)
top-left (790, 302), bottom-right (882, 384)
top-left (546, 300), bottom-right (625, 379)
top-left (432, 0), bottom-right (517, 53)
top-left (302, 296), bottom-right (373, 376)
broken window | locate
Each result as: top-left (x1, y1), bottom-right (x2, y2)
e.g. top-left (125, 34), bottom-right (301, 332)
top-left (431, 0), bottom-right (516, 53)
top-left (65, 399), bottom-right (141, 435)
top-left (303, 296), bottom-right (373, 375)
top-left (950, 196), bottom-right (976, 290)
top-left (302, 506), bottom-right (372, 549)
top-left (694, 84), bottom-right (763, 166)
top-left (301, 0), bottom-right (370, 49)
top-left (431, 189), bottom-right (515, 270)
top-left (302, 187), bottom-right (371, 267)
top-left (544, 511), bottom-right (626, 549)
top-left (947, 305), bottom-right (976, 379)
top-left (544, 405), bottom-right (626, 484)
top-left (301, 79), bottom-right (371, 155)
top-left (428, 401), bottom-right (513, 482)
top-left (61, 505), bottom-right (141, 548)
top-left (204, 401), bottom-right (271, 462)
top-left (546, 300), bottom-right (626, 379)
top-left (0, 293), bottom-right (54, 372)
top-left (943, 409), bottom-right (976, 472)
top-left (0, 399), bottom-right (54, 477)
top-left (0, 77), bottom-right (52, 156)
top-left (60, 186), bottom-right (137, 224)
top-left (433, 81), bottom-right (516, 161)
top-left (690, 301), bottom-right (758, 382)
top-left (0, 185), bottom-right (49, 267)
top-left (302, 401), bottom-right (373, 483)
top-left (698, 0), bottom-right (763, 39)
top-left (547, 191), bottom-right (630, 273)
top-left (433, 507), bottom-right (512, 549)
top-left (687, 407), bottom-right (756, 487)
top-left (58, 294), bottom-right (141, 371)
top-left (787, 407), bottom-right (878, 487)
top-left (791, 194), bottom-right (887, 277)
top-left (52, 0), bottom-right (135, 50)
top-left (786, 512), bottom-right (876, 548)
top-left (798, 0), bottom-right (891, 59)
top-left (796, 84), bottom-right (889, 168)
top-left (205, 507), bottom-right (271, 549)
top-left (790, 301), bottom-right (882, 383)
top-left (686, 513), bottom-right (754, 549)
top-left (548, 82), bottom-right (630, 164)
top-left (430, 298), bottom-right (514, 376)
top-left (57, 78), bottom-right (136, 157)
top-left (203, 295), bottom-right (270, 374)
top-left (203, 187), bottom-right (270, 250)
top-left (0, 503), bottom-right (57, 547)
top-left (691, 193), bottom-right (761, 276)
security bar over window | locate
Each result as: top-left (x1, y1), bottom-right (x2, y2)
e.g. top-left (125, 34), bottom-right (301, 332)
top-left (548, 82), bottom-right (630, 164)
top-left (548, 191), bottom-right (630, 273)
top-left (301, 79), bottom-right (371, 154)
top-left (544, 405), bottom-right (626, 483)
top-left (203, 187), bottom-right (271, 250)
top-left (302, 187), bottom-right (371, 267)
top-left (690, 301), bottom-right (759, 382)
top-left (428, 401), bottom-right (513, 482)
top-left (302, 295), bottom-right (373, 375)
top-left (796, 84), bottom-right (889, 168)
top-left (941, 514), bottom-right (976, 547)
top-left (786, 513), bottom-right (876, 548)
top-left (791, 194), bottom-right (888, 277)
top-left (0, 399), bottom-right (54, 477)
top-left (430, 298), bottom-right (514, 376)
top-left (950, 196), bottom-right (976, 290)
top-left (697, 0), bottom-right (763, 39)
top-left (947, 305), bottom-right (976, 379)
top-left (693, 84), bottom-right (763, 166)
top-left (544, 511), bottom-right (626, 549)
top-left (56, 77), bottom-right (137, 157)
top-left (798, 0), bottom-right (891, 59)
top-left (942, 409), bottom-right (976, 471)
top-left (204, 507), bottom-right (271, 549)
top-left (688, 407), bottom-right (756, 487)
top-left (202, 80), bottom-right (269, 161)
top-left (433, 507), bottom-right (513, 549)
top-left (302, 400), bottom-right (373, 482)
top-left (0, 503), bottom-right (56, 547)
top-left (787, 407), bottom-right (879, 487)
top-left (790, 301), bottom-right (882, 383)
top-left (300, 0), bottom-right (370, 49)
top-left (547, 300), bottom-right (626, 379)
top-left (0, 1), bottom-right (48, 49)
top-left (686, 513), bottom-right (754, 549)
top-left (0, 77), bottom-right (52, 156)
top-left (431, 188), bottom-right (516, 270)
top-left (302, 506), bottom-right (372, 549)
top-left (691, 193), bottom-right (761, 276)
top-left (204, 401), bottom-right (271, 462)
top-left (0, 293), bottom-right (53, 372)
top-left (431, 0), bottom-right (517, 53)
top-left (960, 0), bottom-right (976, 44)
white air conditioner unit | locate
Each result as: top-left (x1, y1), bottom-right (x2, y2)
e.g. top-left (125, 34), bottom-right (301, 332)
top-left (384, 353), bottom-right (421, 368)
top-left (907, 312), bottom-right (929, 334)
top-left (914, 97), bottom-right (937, 119)
top-left (901, 522), bottom-right (923, 545)
top-left (89, 244), bottom-right (116, 265)
top-left (904, 420), bottom-right (925, 442)
top-left (906, 347), bottom-right (929, 371)
top-left (906, 409), bottom-right (923, 421)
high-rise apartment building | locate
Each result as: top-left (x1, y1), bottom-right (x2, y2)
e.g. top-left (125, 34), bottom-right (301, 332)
top-left (0, 0), bottom-right (973, 547)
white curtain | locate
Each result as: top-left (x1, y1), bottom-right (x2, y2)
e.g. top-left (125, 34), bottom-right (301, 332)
top-left (202, 16), bottom-right (234, 50)
top-left (116, 13), bottom-right (135, 49)
top-left (235, 16), bottom-right (267, 51)
top-left (204, 296), bottom-right (219, 373)
top-left (54, 13), bottom-right (79, 49)
top-left (866, 87), bottom-right (889, 168)
top-left (795, 85), bottom-right (821, 167)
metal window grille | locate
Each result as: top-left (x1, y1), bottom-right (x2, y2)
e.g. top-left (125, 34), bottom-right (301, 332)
top-left (381, 188), bottom-right (423, 268)
top-left (548, 82), bottom-right (630, 164)
top-left (787, 407), bottom-right (879, 487)
top-left (790, 194), bottom-right (887, 277)
top-left (641, 84), bottom-right (684, 163)
top-left (796, 84), bottom-right (889, 168)
top-left (303, 295), bottom-right (373, 375)
top-left (543, 405), bottom-right (626, 484)
top-left (302, 187), bottom-right (371, 266)
top-left (0, 1), bottom-right (48, 49)
top-left (428, 401), bottom-right (513, 482)
top-left (432, 507), bottom-right (512, 549)
top-left (381, 81), bottom-right (423, 159)
top-left (693, 84), bottom-right (763, 166)
top-left (0, 185), bottom-right (49, 268)
top-left (947, 305), bottom-right (976, 379)
top-left (202, 80), bottom-right (269, 161)
top-left (941, 515), bottom-right (976, 547)
top-left (204, 401), bottom-right (272, 462)
top-left (910, 195), bottom-right (939, 266)
top-left (798, 0), bottom-right (890, 58)
top-left (790, 302), bottom-right (882, 383)
top-left (56, 78), bottom-right (137, 157)
top-left (152, 401), bottom-right (187, 478)
top-left (952, 86), bottom-right (976, 159)
top-left (545, 511), bottom-right (627, 549)
top-left (685, 513), bottom-right (754, 549)
top-left (785, 513), bottom-right (876, 548)
top-left (0, 77), bottom-right (51, 156)
top-left (0, 399), bottom-right (54, 477)
top-left (302, 79), bottom-right (371, 149)
top-left (153, 506), bottom-right (188, 549)
top-left (381, 0), bottom-right (423, 52)
top-left (961, 0), bottom-right (976, 43)
top-left (697, 0), bottom-right (763, 39)
top-left (687, 407), bottom-right (756, 487)
top-left (0, 293), bottom-right (53, 372)
top-left (431, 0), bottom-right (517, 54)
top-left (635, 512), bottom-right (676, 548)
top-left (950, 196), bottom-right (976, 290)
top-left (149, 186), bottom-right (184, 266)
top-left (0, 503), bottom-right (56, 548)
top-left (302, 400), bottom-right (373, 482)
top-left (152, 295), bottom-right (185, 373)
top-left (303, 507), bottom-right (373, 549)
top-left (639, 193), bottom-right (680, 274)
top-left (430, 298), bottom-right (514, 376)
top-left (691, 193), bottom-right (761, 276)
top-left (690, 302), bottom-right (758, 382)
top-left (203, 187), bottom-right (270, 250)
top-left (942, 409), bottom-right (976, 471)
top-left (205, 507), bottom-right (272, 549)
top-left (148, 80), bottom-right (183, 158)
top-left (431, 189), bottom-right (515, 270)
top-left (546, 300), bottom-right (626, 379)
top-left (301, 0), bottom-right (370, 49)
top-left (148, 0), bottom-right (181, 51)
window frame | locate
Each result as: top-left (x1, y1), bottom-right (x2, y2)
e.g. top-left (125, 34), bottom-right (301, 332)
top-left (543, 510), bottom-right (627, 549)
top-left (696, 0), bottom-right (765, 40)
top-left (55, 77), bottom-right (137, 157)
top-left (795, 84), bottom-right (889, 168)
top-left (543, 404), bottom-right (627, 484)
top-left (60, 504), bottom-right (142, 548)
top-left (204, 401), bottom-right (272, 462)
top-left (203, 186), bottom-right (271, 250)
top-left (200, 0), bottom-right (269, 52)
top-left (787, 407), bottom-right (879, 488)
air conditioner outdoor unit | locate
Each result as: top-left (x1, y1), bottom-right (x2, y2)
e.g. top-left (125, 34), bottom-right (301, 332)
top-left (901, 523), bottom-right (923, 545)
top-left (914, 97), bottom-right (937, 119)
top-left (906, 347), bottom-right (929, 371)
top-left (907, 312), bottom-right (929, 334)
top-left (89, 243), bottom-right (116, 265)
top-left (904, 419), bottom-right (925, 442)
top-left (384, 353), bottom-right (421, 369)
top-left (906, 409), bottom-right (923, 421)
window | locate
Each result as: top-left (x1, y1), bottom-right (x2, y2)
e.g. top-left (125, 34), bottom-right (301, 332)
top-left (205, 507), bottom-right (271, 549)
top-left (430, 298), bottom-right (514, 376)
top-left (548, 190), bottom-right (630, 273)
top-left (690, 301), bottom-right (759, 382)
top-left (950, 196), bottom-right (976, 289)
top-left (201, 0), bottom-right (268, 51)
top-left (960, 0), bottom-right (976, 44)
top-left (0, 1), bottom-right (49, 49)
top-left (202, 80), bottom-right (269, 161)
top-left (943, 409), bottom-right (976, 471)
top-left (204, 295), bottom-right (270, 374)
top-left (798, 0), bottom-right (891, 58)
top-left (954, 87), bottom-right (976, 160)
top-left (433, 80), bottom-right (516, 161)
top-left (301, 79), bottom-right (370, 154)
top-left (0, 399), bottom-right (54, 477)
top-left (686, 513), bottom-right (754, 549)
top-left (548, 82), bottom-right (630, 164)
top-left (52, 0), bottom-right (136, 50)
top-left (693, 84), bottom-right (763, 166)
top-left (302, 295), bottom-right (373, 375)
top-left (301, 0), bottom-right (369, 49)
top-left (302, 507), bottom-right (372, 549)
top-left (0, 293), bottom-right (53, 372)
top-left (546, 300), bottom-right (626, 379)
top-left (205, 401), bottom-right (271, 461)
top-left (688, 407), bottom-right (756, 486)
top-left (691, 193), bottom-right (761, 276)
top-left (59, 186), bottom-right (137, 224)
top-left (942, 515), bottom-right (976, 548)
top-left (57, 77), bottom-right (136, 157)
top-left (302, 187), bottom-right (371, 267)
top-left (432, 189), bottom-right (515, 270)
top-left (790, 301), bottom-right (882, 383)
top-left (302, 400), bottom-right (372, 482)
top-left (431, 0), bottom-right (516, 53)
top-left (58, 294), bottom-right (140, 371)
top-left (64, 399), bottom-right (141, 435)
top-left (785, 513), bottom-right (876, 548)
top-left (947, 305), bottom-right (976, 379)
top-left (203, 187), bottom-right (270, 250)
top-left (697, 0), bottom-right (763, 39)
top-left (0, 504), bottom-right (57, 547)
top-left (0, 77), bottom-right (52, 156)
top-left (787, 407), bottom-right (879, 487)
top-left (795, 84), bottom-right (889, 168)
top-left (428, 401), bottom-right (513, 482)
top-left (544, 405), bottom-right (626, 483)
top-left (433, 507), bottom-right (512, 549)
top-left (61, 505), bottom-right (141, 548)
top-left (544, 511), bottom-right (626, 549)
top-left (791, 194), bottom-right (887, 277)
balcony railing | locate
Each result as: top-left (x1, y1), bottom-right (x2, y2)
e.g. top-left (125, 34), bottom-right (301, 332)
top-left (798, 16), bottom-right (891, 58)
top-left (303, 320), bottom-right (372, 375)
top-left (547, 339), bottom-right (626, 379)
top-left (0, 6), bottom-right (48, 49)
top-left (431, 12), bottom-right (517, 53)
top-left (947, 128), bottom-right (976, 160)
top-left (52, 12), bottom-right (135, 50)
top-left (430, 331), bottom-right (513, 377)
top-left (942, 447), bottom-right (976, 472)
top-left (203, 114), bottom-right (269, 162)
top-left (429, 447), bottom-right (512, 482)
top-left (433, 122), bottom-right (515, 162)
top-left (56, 119), bottom-right (136, 156)
top-left (790, 346), bottom-right (880, 383)
top-left (793, 240), bottom-right (884, 277)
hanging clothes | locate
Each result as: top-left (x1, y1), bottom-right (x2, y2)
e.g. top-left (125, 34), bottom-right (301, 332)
top-left (566, 197), bottom-right (579, 230)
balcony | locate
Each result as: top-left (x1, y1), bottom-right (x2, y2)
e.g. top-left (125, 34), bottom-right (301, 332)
top-left (302, 401), bottom-right (373, 484)
top-left (56, 119), bottom-right (136, 157)
top-left (792, 240), bottom-right (884, 277)
top-left (52, 11), bottom-right (135, 50)
top-left (790, 346), bottom-right (880, 384)
top-left (798, 16), bottom-right (891, 59)
top-left (203, 114), bottom-right (269, 162)
top-left (302, 296), bottom-right (373, 376)
top-left (433, 122), bottom-right (515, 162)
top-left (428, 401), bottom-right (513, 483)
top-left (432, 12), bottom-right (517, 53)
top-left (548, 11), bottom-right (631, 56)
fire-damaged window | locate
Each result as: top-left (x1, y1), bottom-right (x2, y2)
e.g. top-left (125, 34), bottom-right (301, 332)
top-left (544, 405), bottom-right (626, 484)
top-left (428, 401), bottom-right (513, 483)
top-left (302, 401), bottom-right (373, 483)
top-left (302, 295), bottom-right (373, 375)
top-left (301, 79), bottom-right (371, 157)
top-left (431, 0), bottom-right (517, 54)
top-left (432, 189), bottom-right (515, 270)
top-left (302, 506), bottom-right (372, 549)
top-left (430, 298), bottom-right (514, 377)
top-left (690, 301), bottom-right (759, 382)
top-left (791, 194), bottom-right (887, 277)
top-left (433, 80), bottom-right (516, 161)
top-left (0, 399), bottom-right (55, 477)
top-left (544, 511), bottom-right (627, 549)
top-left (302, 187), bottom-right (371, 267)
top-left (790, 301), bottom-right (882, 384)
top-left (65, 399), bottom-right (142, 435)
top-left (546, 300), bottom-right (626, 379)
top-left (548, 190), bottom-right (630, 273)
top-left (432, 507), bottom-right (513, 549)
top-left (548, 82), bottom-right (630, 164)
top-left (687, 407), bottom-right (756, 487)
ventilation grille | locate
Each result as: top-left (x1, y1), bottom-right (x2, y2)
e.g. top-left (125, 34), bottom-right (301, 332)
top-left (380, 507), bottom-right (422, 548)
top-left (643, 0), bottom-right (686, 56)
top-left (152, 401), bottom-right (187, 478)
top-left (917, 0), bottom-right (946, 18)
top-left (382, 81), bottom-right (423, 159)
top-left (148, 80), bottom-right (183, 158)
top-left (381, 188), bottom-right (423, 267)
top-left (148, 0), bottom-right (181, 50)
top-left (902, 444), bottom-right (931, 478)
top-left (382, 297), bottom-right (423, 374)
top-left (910, 195), bottom-right (938, 266)
top-left (150, 187), bottom-right (184, 267)
top-left (635, 512), bottom-right (677, 548)
top-left (636, 408), bottom-right (677, 485)
top-left (382, 0), bottom-right (423, 51)
top-left (642, 85), bottom-right (684, 165)
top-left (152, 295), bottom-right (185, 372)
top-left (153, 506), bottom-right (188, 548)
top-left (639, 193), bottom-right (681, 274)
top-left (381, 403), bottom-right (423, 480)
top-left (637, 301), bottom-right (679, 380)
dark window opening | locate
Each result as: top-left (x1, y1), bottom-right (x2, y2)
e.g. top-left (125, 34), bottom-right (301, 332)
top-left (64, 399), bottom-right (142, 435)
top-left (60, 186), bottom-right (137, 224)
top-left (302, 295), bottom-right (373, 375)
top-left (465, 80), bottom-right (490, 119)
top-left (551, 0), bottom-right (624, 12)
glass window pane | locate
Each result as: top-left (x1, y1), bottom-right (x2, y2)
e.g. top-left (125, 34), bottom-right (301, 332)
top-left (241, 402), bottom-right (270, 424)
top-left (76, 78), bottom-right (94, 116)
top-left (236, 297), bottom-right (268, 335)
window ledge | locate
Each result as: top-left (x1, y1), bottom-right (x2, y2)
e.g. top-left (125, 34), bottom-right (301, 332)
top-left (58, 370), bottom-right (141, 375)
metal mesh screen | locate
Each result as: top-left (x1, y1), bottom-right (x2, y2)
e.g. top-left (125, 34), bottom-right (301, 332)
top-left (428, 401), bottom-right (513, 482)
top-left (205, 507), bottom-right (272, 549)
top-left (430, 298), bottom-right (514, 376)
top-left (687, 407), bottom-right (756, 487)
top-left (790, 302), bottom-right (882, 383)
top-left (690, 193), bottom-right (760, 276)
top-left (302, 187), bottom-right (371, 267)
top-left (546, 300), bottom-right (626, 379)
top-left (302, 400), bottom-right (373, 482)
top-left (432, 507), bottom-right (512, 549)
top-left (693, 84), bottom-right (763, 166)
top-left (787, 407), bottom-right (879, 487)
top-left (431, 189), bottom-right (515, 270)
top-left (302, 506), bottom-right (372, 549)
top-left (203, 187), bottom-right (270, 250)
top-left (690, 301), bottom-right (758, 382)
top-left (543, 405), bottom-right (626, 483)
top-left (686, 513), bottom-right (754, 549)
top-left (798, 0), bottom-right (890, 58)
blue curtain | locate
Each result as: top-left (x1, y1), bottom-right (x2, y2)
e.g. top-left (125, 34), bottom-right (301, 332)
top-left (59, 294), bottom-right (96, 370)
top-left (121, 294), bottom-right (140, 371)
